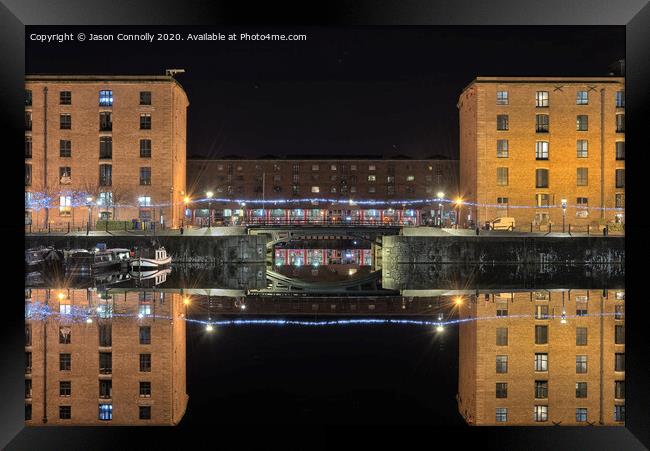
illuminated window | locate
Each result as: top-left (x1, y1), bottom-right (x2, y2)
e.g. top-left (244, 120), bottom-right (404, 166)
top-left (577, 168), bottom-right (588, 186)
top-left (535, 114), bottom-right (549, 132)
top-left (534, 405), bottom-right (548, 422)
top-left (406, 175), bottom-right (415, 182)
top-left (99, 90), bottom-right (113, 106)
top-left (536, 142), bottom-right (549, 160)
top-left (535, 380), bottom-right (548, 399)
top-left (311, 186), bottom-right (319, 193)
top-left (576, 355), bottom-right (588, 373)
top-left (496, 407), bottom-right (507, 422)
top-left (368, 175), bottom-right (376, 182)
top-left (496, 355), bottom-right (508, 373)
top-left (368, 165), bottom-right (376, 171)
top-left (59, 166), bottom-right (72, 184)
top-left (535, 91), bottom-right (549, 107)
top-left (138, 196), bottom-right (152, 207)
top-left (616, 91), bottom-right (625, 108)
top-left (59, 196), bottom-right (72, 217)
top-left (98, 404), bottom-right (112, 420)
top-left (534, 353), bottom-right (548, 371)
top-left (497, 140), bottom-right (508, 158)
top-left (577, 140), bottom-right (588, 158)
top-left (576, 408), bottom-right (588, 422)
top-left (577, 115), bottom-right (588, 131)
top-left (496, 90), bottom-right (508, 105)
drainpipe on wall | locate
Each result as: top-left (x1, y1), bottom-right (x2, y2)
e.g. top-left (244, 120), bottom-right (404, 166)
top-left (600, 88), bottom-right (605, 221)
top-left (43, 87), bottom-right (48, 227)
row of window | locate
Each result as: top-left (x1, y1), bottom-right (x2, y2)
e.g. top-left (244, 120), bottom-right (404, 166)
top-left (209, 184), bottom-right (421, 196)
top-left (24, 379), bottom-right (154, 400)
top-left (53, 325), bottom-right (151, 346)
top-left (495, 114), bottom-right (624, 133)
top-left (24, 353), bottom-right (153, 373)
top-left (490, 302), bottom-right (624, 320)
top-left (25, 112), bottom-right (153, 131)
top-left (214, 163), bottom-right (440, 173)
top-left (25, 138), bottom-right (153, 160)
top-left (495, 139), bottom-right (624, 160)
top-left (495, 90), bottom-right (625, 108)
top-left (24, 404), bottom-right (152, 421)
top-left (494, 405), bottom-right (625, 423)
top-left (495, 325), bottom-right (624, 346)
top-left (495, 352), bottom-right (625, 374)
top-left (494, 380), bottom-right (625, 400)
top-left (25, 89), bottom-right (152, 107)
top-left (25, 164), bottom-right (151, 187)
top-left (495, 168), bottom-right (625, 189)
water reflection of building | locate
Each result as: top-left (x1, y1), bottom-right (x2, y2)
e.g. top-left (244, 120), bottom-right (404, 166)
top-left (458, 290), bottom-right (625, 426)
top-left (24, 288), bottom-right (187, 426)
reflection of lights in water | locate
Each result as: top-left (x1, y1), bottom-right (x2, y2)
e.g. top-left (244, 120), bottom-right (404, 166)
top-left (23, 302), bottom-right (621, 328)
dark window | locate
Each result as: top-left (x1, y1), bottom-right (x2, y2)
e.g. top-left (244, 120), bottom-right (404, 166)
top-left (576, 382), bottom-right (588, 398)
top-left (25, 164), bottom-right (32, 186)
top-left (496, 382), bottom-right (508, 398)
top-left (615, 305), bottom-right (624, 320)
top-left (99, 352), bottom-right (112, 374)
top-left (140, 113), bottom-right (151, 130)
top-left (25, 89), bottom-right (32, 106)
top-left (616, 169), bottom-right (625, 188)
top-left (139, 326), bottom-right (151, 345)
top-left (99, 164), bottom-right (112, 187)
top-left (60, 140), bottom-right (71, 158)
top-left (139, 405), bottom-right (151, 420)
top-left (615, 325), bottom-right (625, 344)
top-left (535, 380), bottom-right (548, 398)
top-left (140, 354), bottom-right (151, 372)
top-left (615, 353), bottom-right (625, 372)
top-left (60, 353), bottom-right (71, 371)
top-left (496, 327), bottom-right (508, 346)
top-left (99, 324), bottom-right (112, 347)
top-left (535, 114), bottom-right (549, 132)
top-left (60, 91), bottom-right (71, 105)
top-left (616, 91), bottom-right (625, 108)
top-left (25, 111), bottom-right (32, 130)
top-left (25, 352), bottom-right (32, 374)
top-left (60, 114), bottom-right (71, 130)
top-left (59, 405), bottom-right (71, 419)
top-left (496, 355), bottom-right (508, 373)
top-left (577, 115), bottom-right (588, 131)
top-left (99, 112), bottom-right (112, 131)
top-left (536, 169), bottom-right (549, 188)
top-left (58, 326), bottom-right (71, 344)
top-left (496, 167), bottom-right (508, 186)
top-left (140, 91), bottom-right (152, 105)
top-left (616, 114), bottom-right (625, 133)
top-left (25, 136), bottom-right (32, 158)
top-left (25, 379), bottom-right (32, 399)
top-left (99, 90), bottom-right (113, 106)
top-left (59, 381), bottom-right (71, 396)
top-left (535, 305), bottom-right (549, 319)
top-left (139, 381), bottom-right (151, 397)
top-left (140, 167), bottom-right (152, 185)
top-left (615, 193), bottom-right (624, 208)
top-left (59, 166), bottom-right (71, 184)
top-left (616, 142), bottom-right (625, 160)
top-left (140, 139), bottom-right (152, 158)
top-left (577, 168), bottom-right (588, 186)
top-left (615, 405), bottom-right (625, 422)
top-left (535, 325), bottom-right (548, 344)
top-left (615, 381), bottom-right (625, 399)
top-left (576, 327), bottom-right (588, 346)
top-left (25, 404), bottom-right (32, 421)
top-left (99, 137), bottom-right (112, 159)
top-left (25, 324), bottom-right (31, 346)
top-left (99, 380), bottom-right (112, 399)
top-left (497, 140), bottom-right (508, 158)
top-left (497, 115), bottom-right (509, 130)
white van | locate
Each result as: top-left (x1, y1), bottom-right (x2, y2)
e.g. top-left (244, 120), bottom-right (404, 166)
top-left (490, 217), bottom-right (515, 231)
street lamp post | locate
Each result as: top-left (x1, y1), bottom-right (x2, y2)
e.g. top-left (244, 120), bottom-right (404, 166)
top-left (86, 196), bottom-right (93, 235)
top-left (182, 196), bottom-right (190, 229)
top-left (206, 191), bottom-right (213, 228)
top-left (437, 191), bottom-right (445, 227)
top-left (561, 198), bottom-right (567, 233)
top-left (455, 197), bottom-right (463, 229)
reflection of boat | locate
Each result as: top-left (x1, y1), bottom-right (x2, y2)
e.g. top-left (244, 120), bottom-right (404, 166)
top-left (25, 247), bottom-right (63, 273)
top-left (130, 267), bottom-right (172, 286)
top-left (130, 247), bottom-right (172, 270)
top-left (65, 248), bottom-right (131, 275)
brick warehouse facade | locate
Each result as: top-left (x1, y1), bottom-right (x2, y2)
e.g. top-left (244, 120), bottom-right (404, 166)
top-left (458, 290), bottom-right (625, 426)
top-left (185, 157), bottom-right (459, 226)
top-left (458, 77), bottom-right (625, 230)
top-left (25, 75), bottom-right (188, 230)
top-left (25, 289), bottom-right (188, 425)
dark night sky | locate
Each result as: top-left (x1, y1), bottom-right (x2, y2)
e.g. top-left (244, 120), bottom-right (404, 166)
top-left (26, 26), bottom-right (624, 159)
